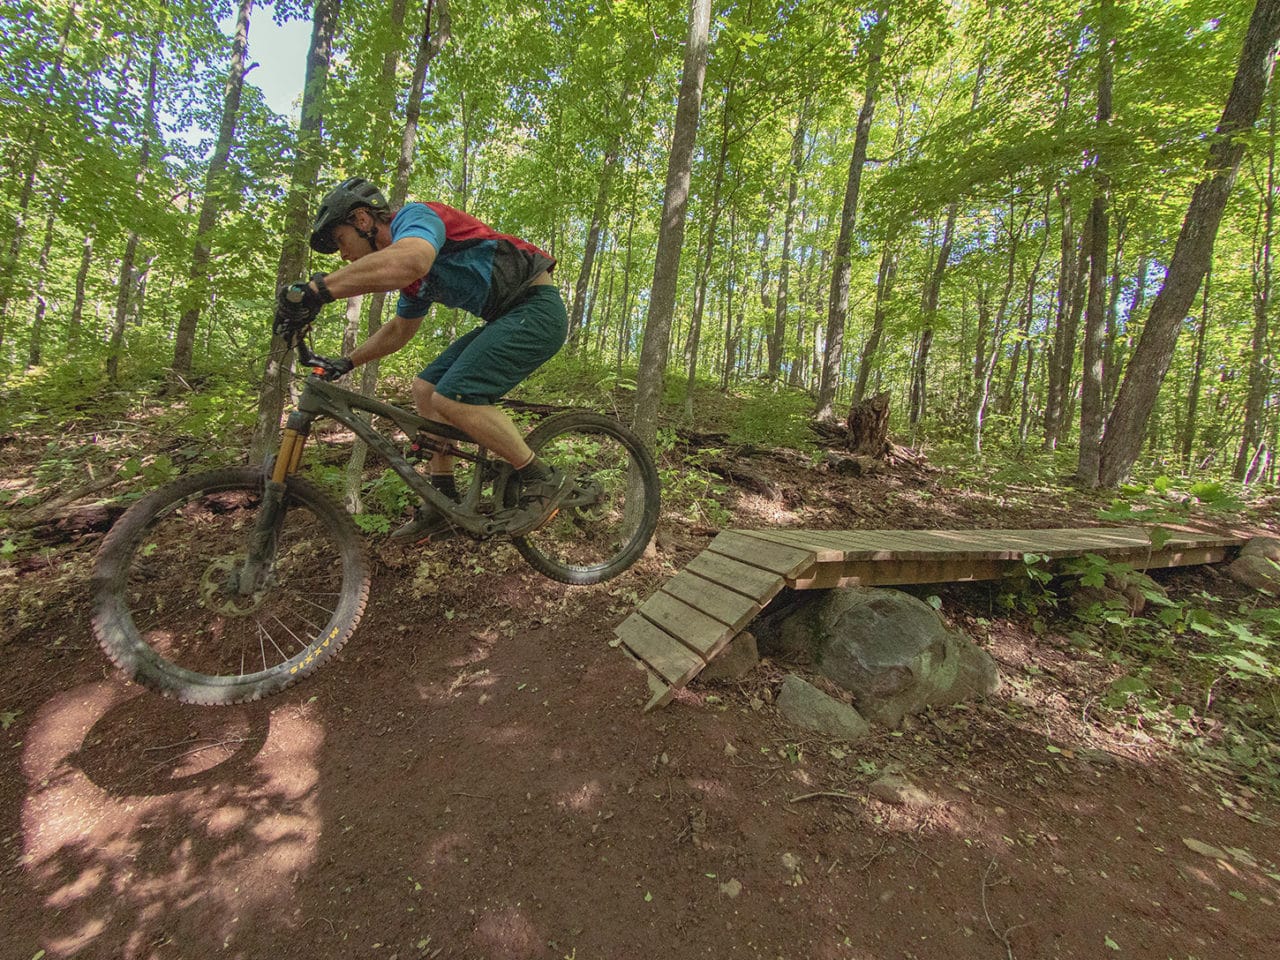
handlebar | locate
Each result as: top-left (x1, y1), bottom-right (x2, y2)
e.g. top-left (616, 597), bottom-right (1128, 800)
top-left (286, 326), bottom-right (347, 381)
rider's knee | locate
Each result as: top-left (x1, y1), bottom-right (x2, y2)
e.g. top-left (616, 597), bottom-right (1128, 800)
top-left (411, 376), bottom-right (437, 414)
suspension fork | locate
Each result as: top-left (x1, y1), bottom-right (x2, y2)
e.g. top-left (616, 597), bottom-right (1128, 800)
top-left (239, 413), bottom-right (312, 594)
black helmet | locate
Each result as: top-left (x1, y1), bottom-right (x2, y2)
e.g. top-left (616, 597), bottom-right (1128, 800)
top-left (309, 177), bottom-right (389, 253)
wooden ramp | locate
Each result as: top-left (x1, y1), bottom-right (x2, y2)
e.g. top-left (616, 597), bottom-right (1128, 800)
top-left (616, 527), bottom-right (1244, 709)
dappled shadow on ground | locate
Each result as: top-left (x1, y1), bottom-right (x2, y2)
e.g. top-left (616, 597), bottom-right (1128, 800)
top-left (71, 693), bottom-right (271, 797)
top-left (8, 675), bottom-right (325, 958)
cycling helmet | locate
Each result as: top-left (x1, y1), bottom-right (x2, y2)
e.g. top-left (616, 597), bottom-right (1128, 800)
top-left (309, 177), bottom-right (390, 253)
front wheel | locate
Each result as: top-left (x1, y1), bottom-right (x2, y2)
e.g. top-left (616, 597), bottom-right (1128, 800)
top-left (499, 411), bottom-right (660, 585)
top-left (92, 466), bottom-right (370, 704)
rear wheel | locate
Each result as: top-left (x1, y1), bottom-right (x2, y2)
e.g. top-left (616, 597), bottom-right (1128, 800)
top-left (500, 411), bottom-right (660, 585)
top-left (92, 467), bottom-right (370, 704)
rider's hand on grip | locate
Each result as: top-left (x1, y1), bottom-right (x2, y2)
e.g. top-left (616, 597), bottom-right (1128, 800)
top-left (273, 280), bottom-right (326, 338)
top-left (310, 354), bottom-right (354, 381)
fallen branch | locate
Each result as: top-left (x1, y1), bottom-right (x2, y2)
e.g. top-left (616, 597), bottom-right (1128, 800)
top-left (9, 473), bottom-right (129, 529)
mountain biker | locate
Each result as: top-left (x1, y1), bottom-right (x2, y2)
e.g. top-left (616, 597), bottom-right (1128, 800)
top-left (273, 177), bottom-right (570, 540)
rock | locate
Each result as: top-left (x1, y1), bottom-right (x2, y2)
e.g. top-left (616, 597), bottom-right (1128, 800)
top-left (1229, 555), bottom-right (1280, 595)
top-left (700, 631), bottom-right (760, 682)
top-left (719, 878), bottom-right (742, 898)
top-left (869, 774), bottom-right (934, 808)
top-left (1241, 537), bottom-right (1280, 562)
top-left (766, 587), bottom-right (1000, 727)
top-left (1068, 572), bottom-right (1158, 618)
top-left (776, 675), bottom-right (872, 740)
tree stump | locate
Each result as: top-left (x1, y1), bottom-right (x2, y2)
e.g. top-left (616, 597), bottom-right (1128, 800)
top-left (846, 391), bottom-right (891, 458)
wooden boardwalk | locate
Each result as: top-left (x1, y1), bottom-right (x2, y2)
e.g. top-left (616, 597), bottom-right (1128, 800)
top-left (616, 527), bottom-right (1245, 710)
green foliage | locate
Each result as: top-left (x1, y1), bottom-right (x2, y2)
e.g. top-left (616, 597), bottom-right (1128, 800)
top-left (1099, 474), bottom-right (1251, 526)
top-left (355, 468), bottom-right (416, 533)
top-left (726, 383), bottom-right (816, 451)
top-left (1053, 548), bottom-right (1280, 791)
top-left (996, 552), bottom-right (1058, 620)
top-left (655, 428), bottom-right (732, 526)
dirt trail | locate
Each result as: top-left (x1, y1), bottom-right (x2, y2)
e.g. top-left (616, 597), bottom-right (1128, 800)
top-left (2, 449), bottom-right (1278, 960)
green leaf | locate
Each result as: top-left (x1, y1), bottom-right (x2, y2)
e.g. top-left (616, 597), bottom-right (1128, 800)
top-left (1104, 935), bottom-right (1120, 950)
top-left (1189, 480), bottom-right (1224, 503)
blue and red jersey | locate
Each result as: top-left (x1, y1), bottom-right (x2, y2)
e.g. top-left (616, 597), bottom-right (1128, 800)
top-left (391, 202), bottom-right (556, 323)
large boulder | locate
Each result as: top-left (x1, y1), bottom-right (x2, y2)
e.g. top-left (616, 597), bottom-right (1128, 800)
top-left (759, 587), bottom-right (1000, 727)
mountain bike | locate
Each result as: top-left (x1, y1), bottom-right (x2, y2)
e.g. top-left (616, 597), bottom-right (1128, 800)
top-left (91, 334), bottom-right (660, 705)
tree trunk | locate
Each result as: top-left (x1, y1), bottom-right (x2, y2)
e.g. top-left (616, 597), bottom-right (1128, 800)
top-left (1000, 194), bottom-right (1051, 416)
top-left (569, 148), bottom-right (620, 349)
top-left (615, 178), bottom-right (639, 372)
top-left (721, 215), bottom-right (740, 389)
top-left (24, 209), bottom-right (56, 368)
top-left (170, 0), bottom-right (251, 378)
top-left (69, 233), bottom-right (93, 347)
top-left (1237, 72), bottom-right (1278, 479)
top-left (909, 208), bottom-right (956, 428)
top-left (684, 79), bottom-right (735, 417)
top-left (847, 391), bottom-right (891, 458)
top-left (767, 106), bottom-right (808, 381)
top-left (0, 2), bottom-right (77, 337)
top-left (1100, 0), bottom-right (1280, 486)
top-left (632, 0), bottom-right (712, 453)
top-left (852, 242), bottom-right (897, 404)
top-left (1042, 188), bottom-right (1085, 448)
top-left (817, 12), bottom-right (887, 420)
top-left (1076, 0), bottom-right (1114, 485)
top-left (1182, 271), bottom-right (1211, 470)
top-left (250, 0), bottom-right (341, 464)
top-left (973, 201), bottom-right (1026, 454)
top-left (106, 27), bottom-right (162, 383)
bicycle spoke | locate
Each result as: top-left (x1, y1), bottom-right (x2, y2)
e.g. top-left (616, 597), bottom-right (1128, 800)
top-left (268, 613), bottom-right (309, 654)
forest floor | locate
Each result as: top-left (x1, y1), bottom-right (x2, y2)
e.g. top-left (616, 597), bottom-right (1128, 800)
top-left (3, 385), bottom-right (1280, 960)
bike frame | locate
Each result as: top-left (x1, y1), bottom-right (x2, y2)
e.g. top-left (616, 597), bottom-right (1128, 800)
top-left (270, 372), bottom-right (511, 538)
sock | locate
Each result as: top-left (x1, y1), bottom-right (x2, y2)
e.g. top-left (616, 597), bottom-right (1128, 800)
top-left (517, 456), bottom-right (552, 485)
top-left (431, 473), bottom-right (458, 500)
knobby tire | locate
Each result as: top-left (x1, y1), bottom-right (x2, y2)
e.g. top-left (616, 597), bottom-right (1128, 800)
top-left (501, 411), bottom-right (660, 585)
top-left (92, 466), bottom-right (370, 704)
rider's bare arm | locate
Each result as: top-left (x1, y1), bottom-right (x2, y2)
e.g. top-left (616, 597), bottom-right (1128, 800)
top-left (313, 236), bottom-right (436, 300)
top-left (348, 313), bottom-right (423, 367)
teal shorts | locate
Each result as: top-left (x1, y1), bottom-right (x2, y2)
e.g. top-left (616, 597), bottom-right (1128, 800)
top-left (420, 286), bottom-right (568, 404)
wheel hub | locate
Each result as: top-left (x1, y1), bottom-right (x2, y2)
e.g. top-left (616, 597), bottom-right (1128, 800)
top-left (199, 556), bottom-right (270, 616)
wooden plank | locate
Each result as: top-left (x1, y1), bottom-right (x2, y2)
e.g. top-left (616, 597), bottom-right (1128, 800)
top-left (758, 528), bottom-right (898, 561)
top-left (661, 571), bottom-right (763, 630)
top-left (614, 615), bottom-right (704, 687)
top-left (789, 558), bottom-right (1020, 589)
top-left (850, 530), bottom-right (959, 560)
top-left (637, 590), bottom-right (736, 658)
top-left (707, 530), bottom-right (816, 578)
top-left (732, 529), bottom-right (847, 564)
top-left (787, 543), bottom-right (1237, 590)
top-left (686, 550), bottom-right (786, 600)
